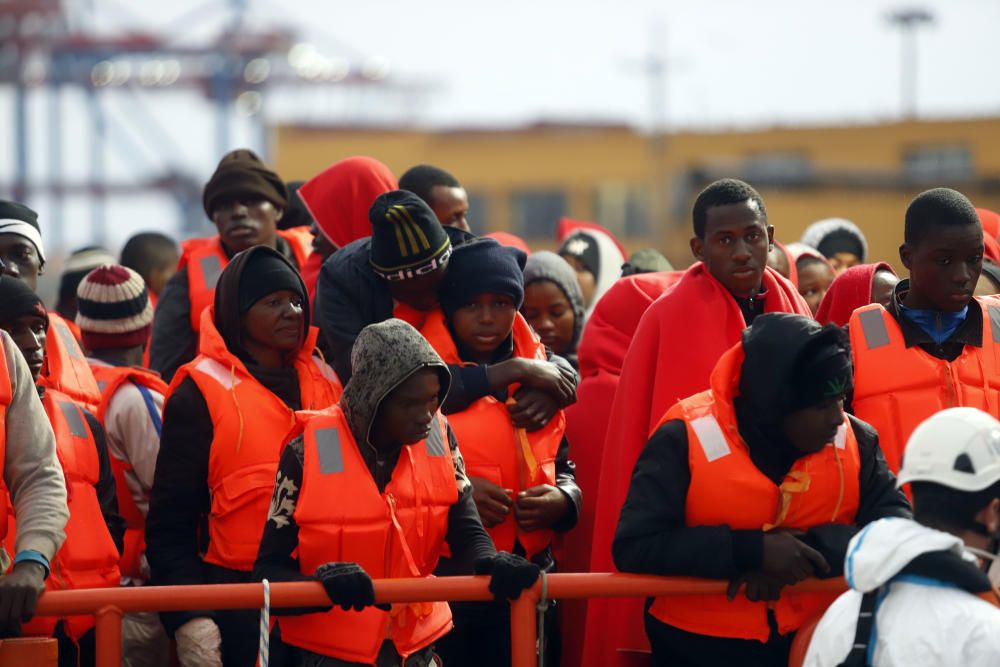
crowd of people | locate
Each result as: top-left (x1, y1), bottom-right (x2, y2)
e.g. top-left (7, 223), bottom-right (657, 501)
top-left (1, 148), bottom-right (999, 667)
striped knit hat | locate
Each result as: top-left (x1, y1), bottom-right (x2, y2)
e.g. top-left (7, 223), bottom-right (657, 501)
top-left (75, 264), bottom-right (154, 350)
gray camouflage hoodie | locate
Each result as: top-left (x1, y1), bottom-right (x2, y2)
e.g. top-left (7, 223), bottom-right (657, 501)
top-left (341, 318), bottom-right (452, 454)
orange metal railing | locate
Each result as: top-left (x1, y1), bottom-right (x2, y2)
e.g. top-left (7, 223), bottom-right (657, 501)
top-left (32, 575), bottom-right (846, 666)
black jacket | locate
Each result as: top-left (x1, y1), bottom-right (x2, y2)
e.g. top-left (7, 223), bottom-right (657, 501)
top-left (146, 246), bottom-right (312, 635)
top-left (614, 314), bottom-right (911, 583)
top-left (148, 235), bottom-right (301, 383)
top-left (315, 226), bottom-right (475, 383)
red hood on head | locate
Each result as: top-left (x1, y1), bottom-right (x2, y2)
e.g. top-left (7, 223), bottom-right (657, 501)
top-left (483, 231), bottom-right (531, 255)
top-left (576, 271), bottom-right (682, 379)
top-left (556, 217), bottom-right (626, 258)
top-left (978, 208), bottom-right (1000, 242)
top-left (815, 262), bottom-right (896, 327)
top-left (298, 156), bottom-right (397, 249)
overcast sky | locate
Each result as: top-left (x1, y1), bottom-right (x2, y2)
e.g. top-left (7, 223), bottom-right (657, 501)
top-left (2, 0), bottom-right (999, 254)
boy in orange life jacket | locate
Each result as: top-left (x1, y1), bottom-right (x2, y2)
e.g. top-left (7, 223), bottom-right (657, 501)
top-left (0, 275), bottom-right (125, 667)
top-left (146, 245), bottom-right (341, 667)
top-left (75, 264), bottom-right (170, 666)
top-left (614, 314), bottom-right (910, 667)
top-left (0, 273), bottom-right (69, 643)
top-left (0, 200), bottom-right (103, 414)
top-left (149, 149), bottom-right (312, 383)
top-left (254, 318), bottom-right (538, 667)
top-left (422, 239), bottom-right (582, 667)
top-left (849, 187), bottom-right (1000, 474)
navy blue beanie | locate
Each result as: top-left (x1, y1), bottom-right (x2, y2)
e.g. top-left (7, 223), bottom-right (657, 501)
top-left (440, 239), bottom-right (527, 316)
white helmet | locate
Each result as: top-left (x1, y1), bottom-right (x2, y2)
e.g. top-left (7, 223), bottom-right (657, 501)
top-left (897, 408), bottom-right (1000, 492)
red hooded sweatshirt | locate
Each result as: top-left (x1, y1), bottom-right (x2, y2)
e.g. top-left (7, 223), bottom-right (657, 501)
top-left (581, 263), bottom-right (810, 667)
top-left (815, 262), bottom-right (896, 327)
top-left (559, 270), bottom-right (681, 667)
top-left (298, 157), bottom-right (397, 300)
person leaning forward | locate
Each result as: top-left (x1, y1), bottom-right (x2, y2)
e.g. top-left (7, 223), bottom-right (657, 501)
top-left (254, 319), bottom-right (540, 667)
top-left (614, 313), bottom-right (911, 667)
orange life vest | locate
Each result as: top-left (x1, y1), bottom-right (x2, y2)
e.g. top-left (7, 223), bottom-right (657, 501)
top-left (168, 307), bottom-right (341, 572)
top-left (420, 310), bottom-right (563, 558)
top-left (279, 406), bottom-right (456, 663)
top-left (648, 344), bottom-right (861, 642)
top-left (849, 298), bottom-right (1000, 473)
top-left (15, 389), bottom-right (121, 641)
top-left (183, 228), bottom-right (313, 332)
top-left (38, 313), bottom-right (102, 414)
top-left (91, 364), bottom-right (168, 580)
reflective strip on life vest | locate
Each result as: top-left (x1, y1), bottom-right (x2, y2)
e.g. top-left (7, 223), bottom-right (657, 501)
top-left (425, 424), bottom-right (446, 457)
top-left (690, 414), bottom-right (730, 462)
top-left (56, 401), bottom-right (88, 438)
top-left (198, 255), bottom-right (224, 291)
top-left (193, 357), bottom-right (240, 390)
top-left (988, 305), bottom-right (1000, 343)
top-left (315, 428), bottom-right (344, 475)
top-left (858, 309), bottom-right (890, 350)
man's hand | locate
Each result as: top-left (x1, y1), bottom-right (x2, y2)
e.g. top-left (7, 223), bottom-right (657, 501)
top-left (0, 561), bottom-right (46, 632)
top-left (760, 531), bottom-right (830, 585)
top-left (514, 485), bottom-right (569, 532)
top-left (726, 572), bottom-right (786, 602)
top-left (470, 476), bottom-right (513, 527)
top-left (516, 360), bottom-right (576, 405)
top-left (509, 388), bottom-right (559, 432)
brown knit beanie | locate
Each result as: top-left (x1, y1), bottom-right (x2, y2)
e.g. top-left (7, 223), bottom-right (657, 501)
top-left (202, 149), bottom-right (288, 218)
top-left (76, 264), bottom-right (154, 350)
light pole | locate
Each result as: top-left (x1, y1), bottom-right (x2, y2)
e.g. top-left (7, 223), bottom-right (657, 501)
top-left (887, 8), bottom-right (935, 119)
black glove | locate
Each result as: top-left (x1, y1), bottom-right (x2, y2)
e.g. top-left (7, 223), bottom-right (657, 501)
top-left (315, 562), bottom-right (380, 612)
top-left (475, 552), bottom-right (540, 601)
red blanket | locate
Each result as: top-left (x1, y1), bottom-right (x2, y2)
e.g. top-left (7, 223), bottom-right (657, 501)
top-left (559, 272), bottom-right (681, 667)
top-left (581, 263), bottom-right (810, 667)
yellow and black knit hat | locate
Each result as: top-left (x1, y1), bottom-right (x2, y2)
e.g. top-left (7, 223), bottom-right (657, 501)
top-left (368, 190), bottom-right (451, 281)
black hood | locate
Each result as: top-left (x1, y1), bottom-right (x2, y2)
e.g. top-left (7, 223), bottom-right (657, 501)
top-left (734, 313), bottom-right (850, 483)
top-left (212, 244), bottom-right (309, 362)
top-left (737, 313), bottom-right (849, 424)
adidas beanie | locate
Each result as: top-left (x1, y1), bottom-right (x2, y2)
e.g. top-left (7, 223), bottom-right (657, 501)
top-left (76, 264), bottom-right (154, 351)
top-left (368, 190), bottom-right (451, 279)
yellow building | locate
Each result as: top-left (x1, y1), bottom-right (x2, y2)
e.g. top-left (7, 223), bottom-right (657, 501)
top-left (274, 116), bottom-right (1000, 266)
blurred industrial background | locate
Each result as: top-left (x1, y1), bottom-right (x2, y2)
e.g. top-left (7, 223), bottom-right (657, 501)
top-left (3, 0), bottom-right (1000, 298)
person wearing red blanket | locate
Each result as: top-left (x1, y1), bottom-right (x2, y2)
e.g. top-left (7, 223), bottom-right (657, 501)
top-left (559, 270), bottom-right (680, 667)
top-left (297, 156), bottom-right (398, 304)
top-left (814, 262), bottom-right (898, 327)
top-left (581, 178), bottom-right (811, 667)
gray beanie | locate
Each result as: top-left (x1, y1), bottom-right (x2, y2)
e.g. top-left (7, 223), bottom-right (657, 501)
top-left (522, 251), bottom-right (586, 356)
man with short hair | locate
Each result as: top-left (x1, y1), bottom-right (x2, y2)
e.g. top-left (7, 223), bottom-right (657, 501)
top-left (399, 164), bottom-right (472, 232)
top-left (805, 407), bottom-right (1000, 666)
top-left (849, 187), bottom-right (1000, 474)
top-left (583, 179), bottom-right (812, 667)
top-left (0, 199), bottom-right (103, 412)
top-left (120, 232), bottom-right (180, 308)
top-left (149, 149), bottom-right (312, 382)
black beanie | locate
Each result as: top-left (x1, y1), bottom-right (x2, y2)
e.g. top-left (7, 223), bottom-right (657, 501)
top-left (817, 228), bottom-right (865, 260)
top-left (368, 190), bottom-right (451, 279)
top-left (440, 239), bottom-right (527, 316)
top-left (0, 199), bottom-right (45, 264)
top-left (558, 231), bottom-right (601, 276)
top-left (0, 275), bottom-right (47, 327)
top-left (202, 149), bottom-right (288, 218)
top-left (786, 334), bottom-right (854, 413)
top-left (238, 249), bottom-right (306, 313)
